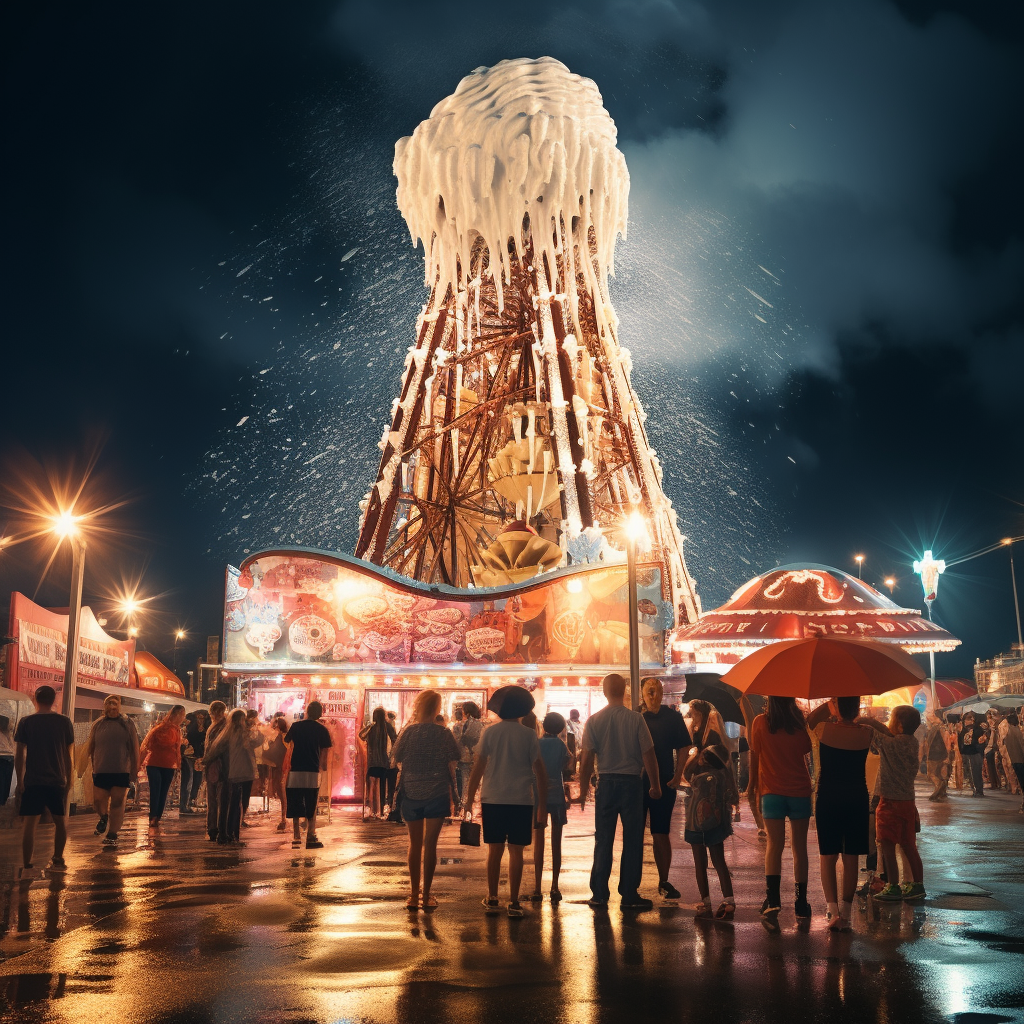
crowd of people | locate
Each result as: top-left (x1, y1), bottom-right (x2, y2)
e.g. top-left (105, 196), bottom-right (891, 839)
top-left (8, 678), bottom-right (1024, 928)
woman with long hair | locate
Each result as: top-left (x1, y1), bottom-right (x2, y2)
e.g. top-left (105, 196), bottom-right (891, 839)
top-left (359, 707), bottom-right (397, 819)
top-left (747, 696), bottom-right (813, 920)
top-left (206, 708), bottom-right (262, 845)
top-left (390, 689), bottom-right (461, 910)
top-left (140, 705), bottom-right (186, 833)
top-left (199, 701), bottom-right (228, 841)
top-left (687, 700), bottom-right (723, 750)
top-left (263, 716), bottom-right (290, 831)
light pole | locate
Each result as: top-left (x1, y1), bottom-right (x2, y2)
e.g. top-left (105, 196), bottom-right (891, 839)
top-left (52, 512), bottom-right (85, 723)
top-left (855, 554), bottom-right (864, 579)
top-left (913, 550), bottom-right (946, 710)
top-left (625, 510), bottom-right (647, 711)
top-left (884, 577), bottom-right (896, 596)
top-left (174, 628), bottom-right (186, 679)
top-left (1003, 539), bottom-right (1023, 649)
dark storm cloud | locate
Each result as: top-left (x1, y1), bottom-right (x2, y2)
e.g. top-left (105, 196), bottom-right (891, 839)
top-left (331, 0), bottom-right (1023, 403)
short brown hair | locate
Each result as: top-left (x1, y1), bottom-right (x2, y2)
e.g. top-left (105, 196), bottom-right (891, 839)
top-left (893, 705), bottom-right (921, 734)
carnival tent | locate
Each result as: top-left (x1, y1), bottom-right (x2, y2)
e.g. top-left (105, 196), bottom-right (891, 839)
top-left (671, 564), bottom-right (960, 661)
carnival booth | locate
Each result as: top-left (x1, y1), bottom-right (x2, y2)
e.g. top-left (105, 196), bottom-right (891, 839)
top-left (670, 564), bottom-right (961, 673)
top-left (222, 548), bottom-right (672, 801)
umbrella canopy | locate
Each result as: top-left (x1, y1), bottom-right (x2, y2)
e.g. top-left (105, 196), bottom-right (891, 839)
top-left (721, 637), bottom-right (927, 699)
top-left (680, 674), bottom-right (744, 725)
top-left (947, 692), bottom-right (1024, 714)
top-left (932, 678), bottom-right (977, 707)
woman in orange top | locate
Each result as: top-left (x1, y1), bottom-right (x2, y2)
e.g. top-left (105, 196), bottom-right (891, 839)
top-left (140, 705), bottom-right (186, 832)
top-left (748, 697), bottom-right (813, 920)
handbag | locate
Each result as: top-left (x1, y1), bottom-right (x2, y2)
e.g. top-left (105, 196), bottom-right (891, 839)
top-left (459, 815), bottom-right (481, 847)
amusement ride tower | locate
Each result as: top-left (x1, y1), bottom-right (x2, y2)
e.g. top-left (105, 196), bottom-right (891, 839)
top-left (356, 57), bottom-right (701, 627)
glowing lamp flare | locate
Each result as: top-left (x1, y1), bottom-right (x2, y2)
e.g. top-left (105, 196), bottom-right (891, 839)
top-left (51, 510), bottom-right (81, 539)
top-left (913, 550), bottom-right (946, 603)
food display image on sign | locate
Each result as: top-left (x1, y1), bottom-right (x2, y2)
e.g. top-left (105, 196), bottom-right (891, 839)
top-left (223, 549), bottom-right (671, 671)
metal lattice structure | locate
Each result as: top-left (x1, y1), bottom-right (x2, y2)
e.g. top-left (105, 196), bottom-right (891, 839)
top-left (355, 232), bottom-right (701, 626)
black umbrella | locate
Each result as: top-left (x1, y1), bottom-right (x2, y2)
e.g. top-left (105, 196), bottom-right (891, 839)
top-left (681, 674), bottom-right (745, 726)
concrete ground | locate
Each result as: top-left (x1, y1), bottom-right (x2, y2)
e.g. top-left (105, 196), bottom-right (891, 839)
top-left (0, 779), bottom-right (1022, 1024)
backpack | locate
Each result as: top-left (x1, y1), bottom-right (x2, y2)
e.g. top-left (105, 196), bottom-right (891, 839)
top-left (690, 771), bottom-right (722, 832)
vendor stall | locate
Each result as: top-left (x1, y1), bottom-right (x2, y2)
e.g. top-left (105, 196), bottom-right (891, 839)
top-left (222, 548), bottom-right (673, 802)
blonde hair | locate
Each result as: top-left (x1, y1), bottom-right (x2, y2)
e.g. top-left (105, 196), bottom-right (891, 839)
top-left (411, 689), bottom-right (443, 724)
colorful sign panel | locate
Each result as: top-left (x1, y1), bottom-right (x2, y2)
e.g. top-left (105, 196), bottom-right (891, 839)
top-left (223, 549), bottom-right (670, 671)
top-left (7, 592), bottom-right (135, 695)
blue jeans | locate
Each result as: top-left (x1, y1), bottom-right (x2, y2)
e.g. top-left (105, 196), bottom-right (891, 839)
top-left (590, 774), bottom-right (644, 900)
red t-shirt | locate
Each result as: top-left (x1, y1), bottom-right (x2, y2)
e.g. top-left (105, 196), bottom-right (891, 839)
top-left (749, 714), bottom-right (812, 798)
top-left (141, 720), bottom-right (182, 769)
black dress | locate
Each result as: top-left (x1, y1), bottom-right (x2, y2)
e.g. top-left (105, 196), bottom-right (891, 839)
top-left (815, 741), bottom-right (869, 856)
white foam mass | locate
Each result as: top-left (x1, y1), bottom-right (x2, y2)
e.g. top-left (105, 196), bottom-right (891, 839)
top-left (394, 57), bottom-right (629, 336)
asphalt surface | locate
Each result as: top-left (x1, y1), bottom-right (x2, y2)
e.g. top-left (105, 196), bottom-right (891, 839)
top-left (1, 779), bottom-right (1022, 1024)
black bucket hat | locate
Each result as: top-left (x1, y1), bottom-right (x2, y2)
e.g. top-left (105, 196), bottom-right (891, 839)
top-left (487, 684), bottom-right (536, 720)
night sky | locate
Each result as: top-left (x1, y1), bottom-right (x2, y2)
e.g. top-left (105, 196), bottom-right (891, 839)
top-left (3, 1), bottom-right (1021, 678)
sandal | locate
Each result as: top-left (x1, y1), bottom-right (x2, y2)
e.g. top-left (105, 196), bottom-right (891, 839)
top-left (405, 897), bottom-right (420, 910)
top-left (507, 901), bottom-right (524, 918)
top-left (693, 902), bottom-right (713, 919)
top-left (276, 821), bottom-right (288, 832)
top-left (715, 901), bottom-right (736, 920)
top-left (550, 888), bottom-right (563, 903)
top-left (422, 896), bottom-right (438, 911)
top-left (481, 897), bottom-right (501, 916)
top-left (525, 892), bottom-right (544, 902)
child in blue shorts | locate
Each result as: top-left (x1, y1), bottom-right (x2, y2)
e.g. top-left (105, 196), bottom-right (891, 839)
top-left (531, 712), bottom-right (571, 902)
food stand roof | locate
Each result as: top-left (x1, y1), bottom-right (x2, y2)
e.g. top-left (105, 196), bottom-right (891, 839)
top-left (671, 563), bottom-right (961, 656)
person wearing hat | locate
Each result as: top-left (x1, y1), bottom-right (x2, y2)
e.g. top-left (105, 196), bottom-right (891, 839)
top-left (578, 673), bottom-right (661, 911)
top-left (464, 685), bottom-right (548, 918)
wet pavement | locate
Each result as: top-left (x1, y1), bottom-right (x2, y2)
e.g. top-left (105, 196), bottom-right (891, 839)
top-left (1, 779), bottom-right (1022, 1024)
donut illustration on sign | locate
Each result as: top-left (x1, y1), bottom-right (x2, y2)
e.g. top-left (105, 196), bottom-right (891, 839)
top-left (289, 615), bottom-right (337, 658)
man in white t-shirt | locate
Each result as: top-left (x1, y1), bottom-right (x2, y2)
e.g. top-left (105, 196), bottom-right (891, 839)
top-left (579, 673), bottom-right (660, 910)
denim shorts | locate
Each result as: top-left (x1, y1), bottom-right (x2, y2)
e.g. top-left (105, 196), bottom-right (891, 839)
top-left (761, 793), bottom-right (812, 820)
top-left (401, 793), bottom-right (450, 821)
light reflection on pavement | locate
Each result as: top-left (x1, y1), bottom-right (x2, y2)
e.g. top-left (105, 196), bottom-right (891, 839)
top-left (0, 779), bottom-right (1021, 1023)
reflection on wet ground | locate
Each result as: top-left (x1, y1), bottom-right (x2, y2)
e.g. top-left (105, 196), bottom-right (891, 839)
top-left (0, 779), bottom-right (1021, 1023)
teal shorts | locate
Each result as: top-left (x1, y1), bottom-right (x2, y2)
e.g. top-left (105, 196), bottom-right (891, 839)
top-left (761, 794), bottom-right (812, 820)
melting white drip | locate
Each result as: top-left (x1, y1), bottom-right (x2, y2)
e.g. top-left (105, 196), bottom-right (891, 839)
top-left (393, 57), bottom-right (629, 340)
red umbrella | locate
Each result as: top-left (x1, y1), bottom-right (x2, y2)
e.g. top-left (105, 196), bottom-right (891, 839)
top-left (932, 678), bottom-right (977, 708)
top-left (721, 637), bottom-right (926, 699)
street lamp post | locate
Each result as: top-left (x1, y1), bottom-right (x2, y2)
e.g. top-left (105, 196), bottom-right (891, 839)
top-left (913, 550), bottom-right (946, 710)
top-left (625, 511), bottom-right (646, 711)
top-left (45, 511), bottom-right (88, 722)
top-left (884, 577), bottom-right (896, 596)
top-left (1003, 539), bottom-right (1023, 649)
top-left (855, 554), bottom-right (864, 579)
